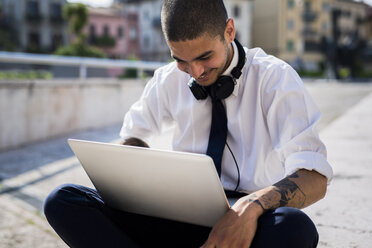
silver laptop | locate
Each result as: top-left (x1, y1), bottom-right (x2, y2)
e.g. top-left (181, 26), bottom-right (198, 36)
top-left (68, 138), bottom-right (230, 227)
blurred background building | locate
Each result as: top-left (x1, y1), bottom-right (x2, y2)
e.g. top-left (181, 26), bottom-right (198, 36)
top-left (0, 0), bottom-right (371, 79)
top-left (115, 0), bottom-right (254, 61)
top-left (252, 0), bottom-right (372, 78)
top-left (85, 7), bottom-right (139, 59)
top-left (0, 0), bottom-right (69, 53)
top-left (117, 0), bottom-right (169, 61)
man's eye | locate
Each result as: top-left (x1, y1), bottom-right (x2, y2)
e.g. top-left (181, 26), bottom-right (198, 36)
top-left (176, 60), bottom-right (184, 64)
top-left (200, 56), bottom-right (210, 61)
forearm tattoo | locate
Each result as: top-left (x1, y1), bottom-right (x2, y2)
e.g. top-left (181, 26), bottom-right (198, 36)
top-left (273, 172), bottom-right (306, 208)
top-left (253, 172), bottom-right (307, 211)
top-left (245, 194), bottom-right (266, 212)
top-left (244, 172), bottom-right (306, 212)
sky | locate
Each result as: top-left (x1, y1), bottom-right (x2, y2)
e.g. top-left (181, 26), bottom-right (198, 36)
top-left (67, 0), bottom-right (114, 8)
top-left (68, 0), bottom-right (372, 8)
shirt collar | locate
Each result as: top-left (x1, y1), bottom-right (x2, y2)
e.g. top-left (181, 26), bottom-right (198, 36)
top-left (222, 41), bottom-right (240, 96)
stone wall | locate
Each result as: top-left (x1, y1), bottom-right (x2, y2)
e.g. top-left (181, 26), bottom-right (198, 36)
top-left (0, 79), bottom-right (146, 151)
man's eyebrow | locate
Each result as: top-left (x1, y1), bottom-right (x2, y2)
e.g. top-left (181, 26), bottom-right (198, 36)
top-left (172, 51), bottom-right (213, 62)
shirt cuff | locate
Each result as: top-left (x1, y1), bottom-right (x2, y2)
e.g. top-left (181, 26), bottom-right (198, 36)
top-left (284, 151), bottom-right (334, 184)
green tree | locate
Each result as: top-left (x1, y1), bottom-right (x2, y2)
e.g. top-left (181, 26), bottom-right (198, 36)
top-left (64, 3), bottom-right (87, 39)
top-left (54, 3), bottom-right (105, 58)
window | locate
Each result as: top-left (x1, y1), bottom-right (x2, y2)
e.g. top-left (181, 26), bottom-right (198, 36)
top-left (28, 32), bottom-right (40, 51)
top-left (143, 36), bottom-right (149, 48)
top-left (89, 24), bottom-right (96, 42)
top-left (103, 25), bottom-right (110, 36)
top-left (322, 22), bottom-right (328, 31)
top-left (287, 40), bottom-right (294, 52)
top-left (52, 33), bottom-right (63, 51)
top-left (27, 1), bottom-right (39, 16)
top-left (130, 26), bottom-right (137, 41)
top-left (305, 2), bottom-right (311, 12)
top-left (287, 0), bottom-right (294, 9)
top-left (322, 2), bottom-right (329, 12)
top-left (117, 26), bottom-right (123, 38)
top-left (50, 3), bottom-right (62, 19)
top-left (233, 5), bottom-right (240, 18)
top-left (90, 25), bottom-right (96, 37)
top-left (29, 32), bottom-right (39, 45)
top-left (287, 19), bottom-right (294, 30)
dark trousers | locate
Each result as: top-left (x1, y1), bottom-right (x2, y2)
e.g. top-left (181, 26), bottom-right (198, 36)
top-left (44, 184), bottom-right (319, 248)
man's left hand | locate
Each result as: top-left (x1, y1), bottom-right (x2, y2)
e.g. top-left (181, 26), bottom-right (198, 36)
top-left (201, 197), bottom-right (264, 248)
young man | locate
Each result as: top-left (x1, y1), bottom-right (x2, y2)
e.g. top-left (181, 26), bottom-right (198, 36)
top-left (44, 0), bottom-right (333, 247)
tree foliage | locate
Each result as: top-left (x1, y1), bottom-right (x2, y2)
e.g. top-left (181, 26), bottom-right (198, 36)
top-left (63, 3), bottom-right (87, 37)
top-left (55, 3), bottom-right (105, 58)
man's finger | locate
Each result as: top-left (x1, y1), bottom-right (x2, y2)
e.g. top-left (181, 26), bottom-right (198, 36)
top-left (200, 239), bottom-right (214, 248)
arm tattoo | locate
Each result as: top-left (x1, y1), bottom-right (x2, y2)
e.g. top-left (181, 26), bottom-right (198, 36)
top-left (244, 172), bottom-right (306, 211)
top-left (273, 172), bottom-right (306, 208)
top-left (245, 194), bottom-right (266, 212)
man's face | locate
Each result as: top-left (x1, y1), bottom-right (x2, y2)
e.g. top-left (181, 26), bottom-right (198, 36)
top-left (167, 34), bottom-right (233, 87)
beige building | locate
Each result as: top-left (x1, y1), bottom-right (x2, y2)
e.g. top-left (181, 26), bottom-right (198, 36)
top-left (252, 0), bottom-right (370, 71)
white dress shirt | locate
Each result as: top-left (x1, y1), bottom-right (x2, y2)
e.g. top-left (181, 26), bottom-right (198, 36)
top-left (120, 42), bottom-right (333, 193)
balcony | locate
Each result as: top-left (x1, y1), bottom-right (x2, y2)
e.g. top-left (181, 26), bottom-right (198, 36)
top-left (25, 13), bottom-right (43, 23)
top-left (302, 28), bottom-right (318, 40)
top-left (90, 35), bottom-right (116, 48)
top-left (304, 41), bottom-right (321, 52)
top-left (302, 11), bottom-right (318, 22)
top-left (0, 15), bottom-right (11, 28)
top-left (49, 15), bottom-right (65, 25)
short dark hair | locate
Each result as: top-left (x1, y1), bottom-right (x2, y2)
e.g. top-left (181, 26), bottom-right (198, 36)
top-left (161, 0), bottom-right (228, 42)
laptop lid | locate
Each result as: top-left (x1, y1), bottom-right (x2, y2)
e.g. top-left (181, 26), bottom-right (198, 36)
top-left (67, 138), bottom-right (230, 227)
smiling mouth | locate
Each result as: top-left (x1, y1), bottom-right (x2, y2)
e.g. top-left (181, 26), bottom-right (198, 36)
top-left (197, 70), bottom-right (211, 82)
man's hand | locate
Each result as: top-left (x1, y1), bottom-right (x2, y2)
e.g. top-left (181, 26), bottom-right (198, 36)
top-left (201, 195), bottom-right (264, 248)
top-left (201, 169), bottom-right (327, 247)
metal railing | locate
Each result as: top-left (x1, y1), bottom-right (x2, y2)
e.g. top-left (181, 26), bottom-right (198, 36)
top-left (0, 51), bottom-right (167, 79)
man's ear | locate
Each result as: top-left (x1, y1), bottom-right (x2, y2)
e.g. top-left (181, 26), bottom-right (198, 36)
top-left (224, 18), bottom-right (235, 43)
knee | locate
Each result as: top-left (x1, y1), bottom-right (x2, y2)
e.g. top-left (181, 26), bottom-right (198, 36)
top-left (253, 207), bottom-right (318, 248)
top-left (276, 207), bottom-right (318, 236)
top-left (43, 184), bottom-right (82, 219)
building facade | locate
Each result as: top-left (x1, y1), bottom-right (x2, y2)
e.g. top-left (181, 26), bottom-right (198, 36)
top-left (116, 0), bottom-right (253, 62)
top-left (252, 0), bottom-right (371, 72)
top-left (119, 0), bottom-right (169, 61)
top-left (224, 0), bottom-right (253, 48)
top-left (0, 0), bottom-right (68, 53)
top-left (85, 7), bottom-right (140, 59)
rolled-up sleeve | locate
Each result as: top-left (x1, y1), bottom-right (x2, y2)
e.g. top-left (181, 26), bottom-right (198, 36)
top-left (285, 151), bottom-right (333, 183)
top-left (263, 65), bottom-right (333, 183)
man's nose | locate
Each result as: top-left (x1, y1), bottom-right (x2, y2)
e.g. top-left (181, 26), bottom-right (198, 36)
top-left (188, 62), bottom-right (204, 79)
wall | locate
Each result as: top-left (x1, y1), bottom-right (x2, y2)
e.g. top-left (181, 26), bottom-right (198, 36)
top-left (252, 0), bottom-right (280, 54)
top-left (0, 79), bottom-right (146, 151)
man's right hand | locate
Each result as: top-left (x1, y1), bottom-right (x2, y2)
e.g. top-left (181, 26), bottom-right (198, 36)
top-left (120, 137), bottom-right (150, 148)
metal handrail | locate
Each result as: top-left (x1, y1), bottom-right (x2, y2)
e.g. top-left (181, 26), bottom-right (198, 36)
top-left (0, 51), bottom-right (167, 79)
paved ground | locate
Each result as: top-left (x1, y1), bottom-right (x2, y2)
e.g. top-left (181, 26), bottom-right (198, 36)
top-left (0, 80), bottom-right (372, 247)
